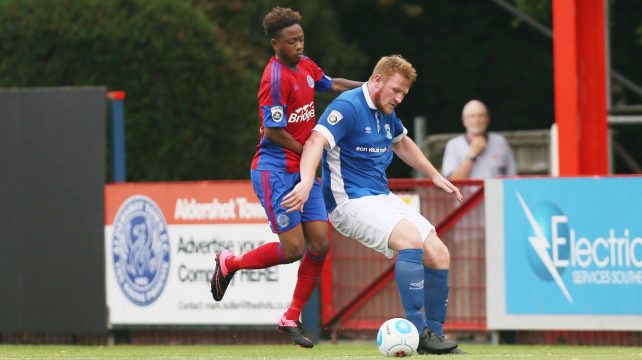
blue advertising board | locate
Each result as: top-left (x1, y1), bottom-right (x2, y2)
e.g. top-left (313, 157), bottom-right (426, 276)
top-left (486, 177), bottom-right (642, 330)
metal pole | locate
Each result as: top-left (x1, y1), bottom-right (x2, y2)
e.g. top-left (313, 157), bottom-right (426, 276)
top-left (108, 91), bottom-right (127, 182)
top-left (413, 116), bottom-right (427, 178)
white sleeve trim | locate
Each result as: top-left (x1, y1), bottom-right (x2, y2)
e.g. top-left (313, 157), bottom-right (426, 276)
top-left (313, 124), bottom-right (336, 150)
top-left (392, 126), bottom-right (408, 143)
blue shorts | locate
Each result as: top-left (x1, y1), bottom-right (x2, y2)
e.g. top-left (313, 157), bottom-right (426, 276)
top-left (251, 169), bottom-right (327, 234)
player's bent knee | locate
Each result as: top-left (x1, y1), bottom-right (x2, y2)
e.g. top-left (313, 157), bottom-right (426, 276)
top-left (389, 219), bottom-right (423, 251)
top-left (305, 231), bottom-right (330, 254)
top-left (302, 221), bottom-right (329, 254)
top-left (423, 238), bottom-right (450, 269)
top-left (309, 239), bottom-right (330, 255)
top-left (281, 243), bottom-right (305, 260)
top-left (389, 236), bottom-right (422, 252)
top-left (279, 238), bottom-right (307, 260)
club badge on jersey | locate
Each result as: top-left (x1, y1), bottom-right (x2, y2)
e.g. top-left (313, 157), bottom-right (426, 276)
top-left (271, 106), bottom-right (284, 123)
top-left (384, 124), bottom-right (392, 139)
top-left (327, 110), bottom-right (343, 125)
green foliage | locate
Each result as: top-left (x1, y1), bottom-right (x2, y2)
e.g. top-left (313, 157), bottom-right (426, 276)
top-left (513, 0), bottom-right (552, 25)
top-left (332, 0), bottom-right (555, 176)
top-left (333, 0), bottom-right (555, 132)
top-left (0, 0), bottom-right (367, 181)
top-left (191, 0), bottom-right (369, 117)
top-left (0, 0), bottom-right (256, 181)
top-left (1, 0), bottom-right (641, 179)
top-left (192, 1), bottom-right (368, 76)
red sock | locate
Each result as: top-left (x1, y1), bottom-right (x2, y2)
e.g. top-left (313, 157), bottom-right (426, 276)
top-left (284, 249), bottom-right (326, 321)
top-left (225, 242), bottom-right (291, 273)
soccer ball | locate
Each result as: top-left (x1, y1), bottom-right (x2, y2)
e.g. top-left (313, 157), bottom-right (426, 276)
top-left (376, 318), bottom-right (419, 357)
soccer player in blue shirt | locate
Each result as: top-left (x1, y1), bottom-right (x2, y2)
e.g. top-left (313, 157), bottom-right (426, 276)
top-left (282, 55), bottom-right (464, 354)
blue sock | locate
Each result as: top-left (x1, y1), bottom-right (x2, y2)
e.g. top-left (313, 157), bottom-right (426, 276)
top-left (394, 249), bottom-right (426, 333)
top-left (424, 267), bottom-right (449, 335)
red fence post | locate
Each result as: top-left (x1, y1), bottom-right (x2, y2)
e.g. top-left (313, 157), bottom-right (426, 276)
top-left (553, 0), bottom-right (608, 175)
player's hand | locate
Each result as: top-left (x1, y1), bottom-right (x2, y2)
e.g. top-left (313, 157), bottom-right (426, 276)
top-left (432, 175), bottom-right (464, 202)
top-left (282, 180), bottom-right (314, 213)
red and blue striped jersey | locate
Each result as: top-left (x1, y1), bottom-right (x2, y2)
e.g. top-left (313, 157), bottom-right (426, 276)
top-left (251, 56), bottom-right (332, 173)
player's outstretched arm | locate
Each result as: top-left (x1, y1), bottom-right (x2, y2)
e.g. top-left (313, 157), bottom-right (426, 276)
top-left (331, 78), bottom-right (363, 92)
top-left (392, 136), bottom-right (464, 202)
top-left (282, 131), bottom-right (329, 213)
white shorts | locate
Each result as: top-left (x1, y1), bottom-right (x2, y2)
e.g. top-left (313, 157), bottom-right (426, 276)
top-left (328, 193), bottom-right (435, 258)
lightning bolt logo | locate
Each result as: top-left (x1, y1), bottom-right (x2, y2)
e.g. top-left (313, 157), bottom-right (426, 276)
top-left (516, 191), bottom-right (573, 304)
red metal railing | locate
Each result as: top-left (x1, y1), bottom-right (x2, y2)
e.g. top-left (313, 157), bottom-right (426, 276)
top-left (320, 179), bottom-right (486, 334)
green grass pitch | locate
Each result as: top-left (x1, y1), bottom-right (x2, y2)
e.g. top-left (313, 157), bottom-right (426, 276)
top-left (1, 343), bottom-right (641, 359)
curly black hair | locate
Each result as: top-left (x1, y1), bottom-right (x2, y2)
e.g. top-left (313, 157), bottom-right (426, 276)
top-left (262, 7), bottom-right (302, 38)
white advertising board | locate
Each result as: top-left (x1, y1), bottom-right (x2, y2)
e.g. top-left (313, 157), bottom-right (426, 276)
top-left (104, 182), bottom-right (298, 326)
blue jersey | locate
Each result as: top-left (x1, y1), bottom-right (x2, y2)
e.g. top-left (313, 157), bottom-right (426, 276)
top-left (313, 84), bottom-right (407, 212)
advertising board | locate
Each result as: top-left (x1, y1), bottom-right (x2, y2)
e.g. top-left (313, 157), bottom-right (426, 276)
top-left (486, 177), bottom-right (642, 330)
top-left (105, 181), bottom-right (297, 326)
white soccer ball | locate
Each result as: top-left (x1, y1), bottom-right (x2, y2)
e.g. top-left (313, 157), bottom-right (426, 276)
top-left (376, 318), bottom-right (419, 357)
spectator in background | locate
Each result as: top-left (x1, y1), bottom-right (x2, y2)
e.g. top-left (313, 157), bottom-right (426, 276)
top-left (441, 100), bottom-right (515, 335)
top-left (442, 100), bottom-right (516, 179)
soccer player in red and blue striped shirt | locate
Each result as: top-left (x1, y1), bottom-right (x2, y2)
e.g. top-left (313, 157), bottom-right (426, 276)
top-left (210, 6), bottom-right (361, 348)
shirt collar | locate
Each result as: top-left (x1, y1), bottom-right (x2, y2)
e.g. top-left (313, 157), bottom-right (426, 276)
top-left (361, 83), bottom-right (376, 110)
top-left (465, 133), bottom-right (489, 144)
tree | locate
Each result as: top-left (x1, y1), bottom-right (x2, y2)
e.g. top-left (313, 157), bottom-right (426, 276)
top-left (0, 0), bottom-right (368, 180)
top-left (191, 0), bottom-right (369, 121)
top-left (0, 0), bottom-right (256, 180)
